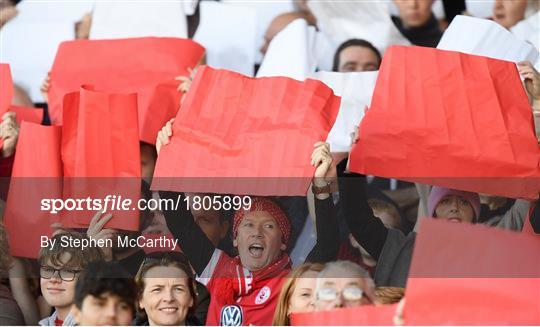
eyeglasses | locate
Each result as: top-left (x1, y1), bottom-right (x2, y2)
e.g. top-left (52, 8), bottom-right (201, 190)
top-left (317, 286), bottom-right (364, 302)
top-left (40, 266), bottom-right (81, 282)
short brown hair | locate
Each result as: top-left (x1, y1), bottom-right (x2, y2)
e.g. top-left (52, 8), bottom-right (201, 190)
top-left (135, 252), bottom-right (198, 320)
top-left (272, 262), bottom-right (325, 326)
top-left (38, 231), bottom-right (104, 269)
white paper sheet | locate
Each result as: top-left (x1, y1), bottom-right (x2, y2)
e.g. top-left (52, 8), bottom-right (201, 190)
top-left (182, 0), bottom-right (199, 16)
top-left (256, 19), bottom-right (316, 81)
top-left (0, 17), bottom-right (74, 102)
top-left (89, 2), bottom-right (187, 39)
top-left (222, 0), bottom-right (294, 63)
top-left (308, 1), bottom-right (410, 54)
top-left (314, 71), bottom-right (378, 152)
top-left (313, 30), bottom-right (338, 72)
top-left (194, 2), bottom-right (256, 76)
top-left (465, 0), bottom-right (494, 18)
top-left (437, 15), bottom-right (539, 64)
top-left (14, 0), bottom-right (94, 24)
top-left (511, 11), bottom-right (540, 50)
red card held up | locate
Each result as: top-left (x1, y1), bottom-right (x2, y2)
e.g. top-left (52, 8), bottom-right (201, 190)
top-left (0, 63), bottom-right (13, 116)
top-left (61, 85), bottom-right (140, 178)
top-left (291, 304), bottom-right (397, 326)
top-left (60, 85), bottom-right (141, 231)
top-left (49, 37), bottom-right (205, 144)
top-left (9, 105), bottom-right (43, 124)
top-left (151, 66), bottom-right (341, 196)
top-left (349, 46), bottom-right (540, 199)
top-left (404, 219), bottom-right (540, 325)
top-left (4, 122), bottom-right (63, 258)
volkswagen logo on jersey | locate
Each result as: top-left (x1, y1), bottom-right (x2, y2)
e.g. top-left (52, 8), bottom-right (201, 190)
top-left (255, 286), bottom-right (271, 305)
top-left (220, 305), bottom-right (243, 326)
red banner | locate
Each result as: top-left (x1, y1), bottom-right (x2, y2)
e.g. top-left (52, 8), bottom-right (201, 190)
top-left (9, 105), bottom-right (43, 124)
top-left (291, 304), bottom-right (397, 326)
top-left (60, 86), bottom-right (140, 230)
top-left (4, 122), bottom-right (63, 258)
top-left (48, 37), bottom-right (205, 144)
top-left (404, 219), bottom-right (540, 325)
top-left (349, 46), bottom-right (540, 199)
top-left (151, 66), bottom-right (341, 196)
top-left (0, 63), bottom-right (13, 116)
top-left (61, 85), bottom-right (140, 178)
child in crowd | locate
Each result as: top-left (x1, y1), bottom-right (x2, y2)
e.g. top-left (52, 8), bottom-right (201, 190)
top-left (38, 231), bottom-right (103, 326)
top-left (71, 261), bottom-right (135, 326)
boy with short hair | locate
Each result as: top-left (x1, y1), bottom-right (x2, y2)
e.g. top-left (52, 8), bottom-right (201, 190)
top-left (71, 261), bottom-right (136, 326)
top-left (38, 231), bottom-right (103, 326)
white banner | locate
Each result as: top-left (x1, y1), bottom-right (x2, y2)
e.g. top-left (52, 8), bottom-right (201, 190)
top-left (90, 2), bottom-right (187, 39)
top-left (308, 1), bottom-right (410, 54)
top-left (194, 2), bottom-right (256, 76)
top-left (511, 12), bottom-right (540, 50)
top-left (465, 0), bottom-right (494, 18)
top-left (437, 15), bottom-right (539, 64)
top-left (257, 19), bottom-right (316, 81)
top-left (314, 71), bottom-right (378, 152)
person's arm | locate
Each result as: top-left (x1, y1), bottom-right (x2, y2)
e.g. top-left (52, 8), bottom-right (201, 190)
top-left (159, 191), bottom-right (215, 275)
top-left (303, 143), bottom-right (340, 263)
top-left (305, 195), bottom-right (339, 263)
top-left (483, 199), bottom-right (531, 231)
top-left (155, 119), bottom-right (215, 275)
top-left (337, 159), bottom-right (389, 260)
top-left (529, 199), bottom-right (540, 234)
top-left (415, 183), bottom-right (432, 220)
top-left (8, 258), bottom-right (41, 325)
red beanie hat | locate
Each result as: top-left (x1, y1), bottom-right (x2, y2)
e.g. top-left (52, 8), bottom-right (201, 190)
top-left (232, 197), bottom-right (291, 245)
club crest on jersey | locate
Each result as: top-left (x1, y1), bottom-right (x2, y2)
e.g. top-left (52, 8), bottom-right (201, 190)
top-left (255, 286), bottom-right (271, 305)
top-left (220, 305), bottom-right (243, 326)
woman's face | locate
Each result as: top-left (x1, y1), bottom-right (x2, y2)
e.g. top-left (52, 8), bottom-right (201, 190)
top-left (287, 270), bottom-right (319, 315)
top-left (435, 195), bottom-right (475, 223)
top-left (492, 0), bottom-right (527, 29)
top-left (139, 266), bottom-right (194, 326)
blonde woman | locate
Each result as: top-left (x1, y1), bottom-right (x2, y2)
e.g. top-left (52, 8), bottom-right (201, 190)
top-left (272, 262), bottom-right (324, 326)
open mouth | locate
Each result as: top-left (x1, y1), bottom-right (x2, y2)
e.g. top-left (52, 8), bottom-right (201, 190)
top-left (47, 288), bottom-right (65, 293)
top-left (248, 243), bottom-right (265, 258)
top-left (159, 307), bottom-right (178, 313)
top-left (448, 217), bottom-right (462, 223)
